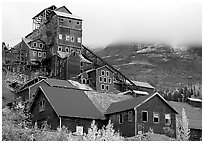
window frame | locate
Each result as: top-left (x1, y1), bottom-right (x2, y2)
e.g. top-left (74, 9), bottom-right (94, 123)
top-left (106, 85), bottom-right (109, 91)
top-left (104, 77), bottom-right (107, 83)
top-left (58, 46), bottom-right (62, 52)
top-left (38, 52), bottom-right (42, 57)
top-left (153, 112), bottom-right (160, 124)
top-left (65, 47), bottom-right (69, 53)
top-left (33, 51), bottom-right (37, 57)
top-left (101, 84), bottom-right (105, 90)
top-left (60, 18), bottom-right (64, 22)
top-left (101, 70), bottom-right (105, 76)
top-left (39, 99), bottom-right (45, 112)
top-left (108, 78), bottom-right (112, 84)
top-left (118, 113), bottom-right (123, 124)
top-left (82, 78), bottom-right (86, 84)
top-left (59, 34), bottom-right (63, 40)
top-left (43, 52), bottom-right (46, 57)
top-left (128, 111), bottom-right (133, 122)
top-left (106, 71), bottom-right (109, 77)
top-left (71, 36), bottom-right (74, 42)
top-left (77, 37), bottom-right (81, 43)
top-left (33, 42), bottom-right (37, 47)
top-left (141, 110), bottom-right (148, 122)
top-left (165, 114), bottom-right (171, 126)
top-left (99, 76), bottom-right (102, 82)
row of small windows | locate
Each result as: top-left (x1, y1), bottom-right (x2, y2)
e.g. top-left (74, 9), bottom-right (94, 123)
top-left (59, 18), bottom-right (81, 25)
top-left (141, 111), bottom-right (171, 125)
top-left (59, 34), bottom-right (81, 43)
top-left (101, 70), bottom-right (109, 77)
top-left (33, 42), bottom-right (45, 48)
top-left (118, 111), bottom-right (171, 126)
top-left (33, 51), bottom-right (46, 57)
top-left (58, 46), bottom-right (81, 54)
top-left (99, 76), bottom-right (112, 84)
top-left (101, 84), bottom-right (109, 91)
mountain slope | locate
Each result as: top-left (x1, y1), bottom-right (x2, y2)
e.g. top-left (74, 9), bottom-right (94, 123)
top-left (96, 42), bottom-right (202, 90)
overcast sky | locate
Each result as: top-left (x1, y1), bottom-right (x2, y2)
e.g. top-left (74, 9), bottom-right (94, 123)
top-left (2, 0), bottom-right (202, 48)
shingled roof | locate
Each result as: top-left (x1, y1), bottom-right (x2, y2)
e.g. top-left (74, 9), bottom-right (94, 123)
top-left (168, 101), bottom-right (202, 129)
top-left (105, 92), bottom-right (178, 115)
top-left (31, 86), bottom-right (105, 120)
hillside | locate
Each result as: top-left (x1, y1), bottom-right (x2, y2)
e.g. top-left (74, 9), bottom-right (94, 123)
top-left (96, 42), bottom-right (202, 90)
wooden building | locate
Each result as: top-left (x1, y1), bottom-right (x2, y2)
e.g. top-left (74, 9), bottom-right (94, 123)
top-left (29, 86), bottom-right (106, 134)
top-left (78, 65), bottom-right (115, 93)
top-left (105, 92), bottom-right (178, 138)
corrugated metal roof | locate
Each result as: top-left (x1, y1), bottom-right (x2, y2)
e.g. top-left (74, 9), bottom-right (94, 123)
top-left (128, 80), bottom-right (155, 89)
top-left (187, 98), bottom-right (202, 102)
top-left (54, 11), bottom-right (82, 20)
top-left (168, 101), bottom-right (202, 129)
top-left (39, 86), bottom-right (105, 119)
top-left (45, 78), bottom-right (77, 89)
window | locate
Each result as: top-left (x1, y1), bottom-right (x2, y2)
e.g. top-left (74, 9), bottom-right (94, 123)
top-left (80, 62), bottom-right (84, 67)
top-left (101, 70), bottom-right (105, 76)
top-left (153, 112), bottom-right (160, 123)
top-left (71, 36), bottom-right (74, 42)
top-left (82, 78), bottom-right (86, 84)
top-left (99, 76), bottom-right (102, 82)
top-left (60, 18), bottom-right (64, 22)
top-left (33, 42), bottom-right (37, 47)
top-left (39, 99), bottom-right (45, 112)
top-left (59, 34), bottom-right (62, 39)
top-left (108, 78), bottom-right (112, 84)
top-left (119, 113), bottom-right (123, 124)
top-left (43, 52), bottom-right (46, 57)
top-left (70, 48), bottom-right (74, 53)
top-left (66, 35), bottom-right (70, 41)
top-left (65, 47), bottom-right (69, 53)
top-left (101, 84), bottom-right (105, 90)
top-left (106, 85), bottom-right (109, 91)
top-left (142, 111), bottom-right (148, 122)
top-left (39, 43), bottom-right (43, 48)
top-left (77, 37), bottom-right (81, 43)
top-left (165, 114), bottom-right (171, 126)
top-left (58, 46), bottom-right (62, 51)
top-left (38, 52), bottom-right (42, 57)
top-left (77, 49), bottom-right (81, 54)
top-left (128, 111), bottom-right (133, 122)
top-left (77, 22), bottom-right (80, 25)
top-left (104, 77), bottom-right (107, 83)
top-left (106, 71), bottom-right (109, 77)
top-left (69, 20), bottom-right (72, 23)
top-left (33, 51), bottom-right (37, 56)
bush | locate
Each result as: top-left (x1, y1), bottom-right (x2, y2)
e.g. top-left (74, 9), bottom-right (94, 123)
top-left (83, 120), bottom-right (124, 141)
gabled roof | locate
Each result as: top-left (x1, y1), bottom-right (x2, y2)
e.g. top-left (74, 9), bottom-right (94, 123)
top-left (55, 6), bottom-right (72, 14)
top-left (105, 92), bottom-right (178, 115)
top-left (168, 101), bottom-right (202, 129)
top-left (54, 11), bottom-right (82, 20)
top-left (31, 86), bottom-right (105, 120)
top-left (45, 78), bottom-right (77, 89)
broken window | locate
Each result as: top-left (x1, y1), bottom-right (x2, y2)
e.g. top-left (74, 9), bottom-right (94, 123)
top-left (142, 111), bottom-right (148, 122)
top-left (153, 112), bottom-right (160, 123)
top-left (165, 114), bottom-right (171, 126)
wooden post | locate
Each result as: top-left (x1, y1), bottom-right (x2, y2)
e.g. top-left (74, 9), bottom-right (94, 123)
top-left (134, 107), bottom-right (137, 136)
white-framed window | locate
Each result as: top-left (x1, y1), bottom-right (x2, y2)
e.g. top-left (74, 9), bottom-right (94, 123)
top-left (119, 113), bottom-right (123, 124)
top-left (99, 76), bottom-right (102, 82)
top-left (104, 77), bottom-right (107, 83)
top-left (65, 47), bottom-right (69, 53)
top-left (108, 78), bottom-right (112, 84)
top-left (77, 37), bottom-right (81, 43)
top-left (58, 46), bottom-right (62, 51)
top-left (59, 34), bottom-right (62, 40)
top-left (128, 111), bottom-right (133, 122)
top-left (59, 67), bottom-right (62, 73)
top-left (38, 52), bottom-right (42, 57)
top-left (82, 78), bottom-right (86, 84)
top-left (106, 71), bottom-right (109, 77)
top-left (71, 36), bottom-right (74, 42)
top-left (101, 70), bottom-right (105, 76)
top-left (153, 112), bottom-right (160, 124)
top-left (101, 84), bottom-right (105, 90)
top-left (66, 35), bottom-right (70, 41)
top-left (39, 99), bottom-right (45, 112)
top-left (106, 85), bottom-right (109, 91)
top-left (142, 111), bottom-right (148, 122)
top-left (43, 52), bottom-right (46, 57)
top-left (33, 42), bottom-right (37, 47)
top-left (70, 48), bottom-right (74, 53)
top-left (165, 114), bottom-right (171, 126)
top-left (39, 43), bottom-right (43, 48)
top-left (33, 51), bottom-right (37, 57)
